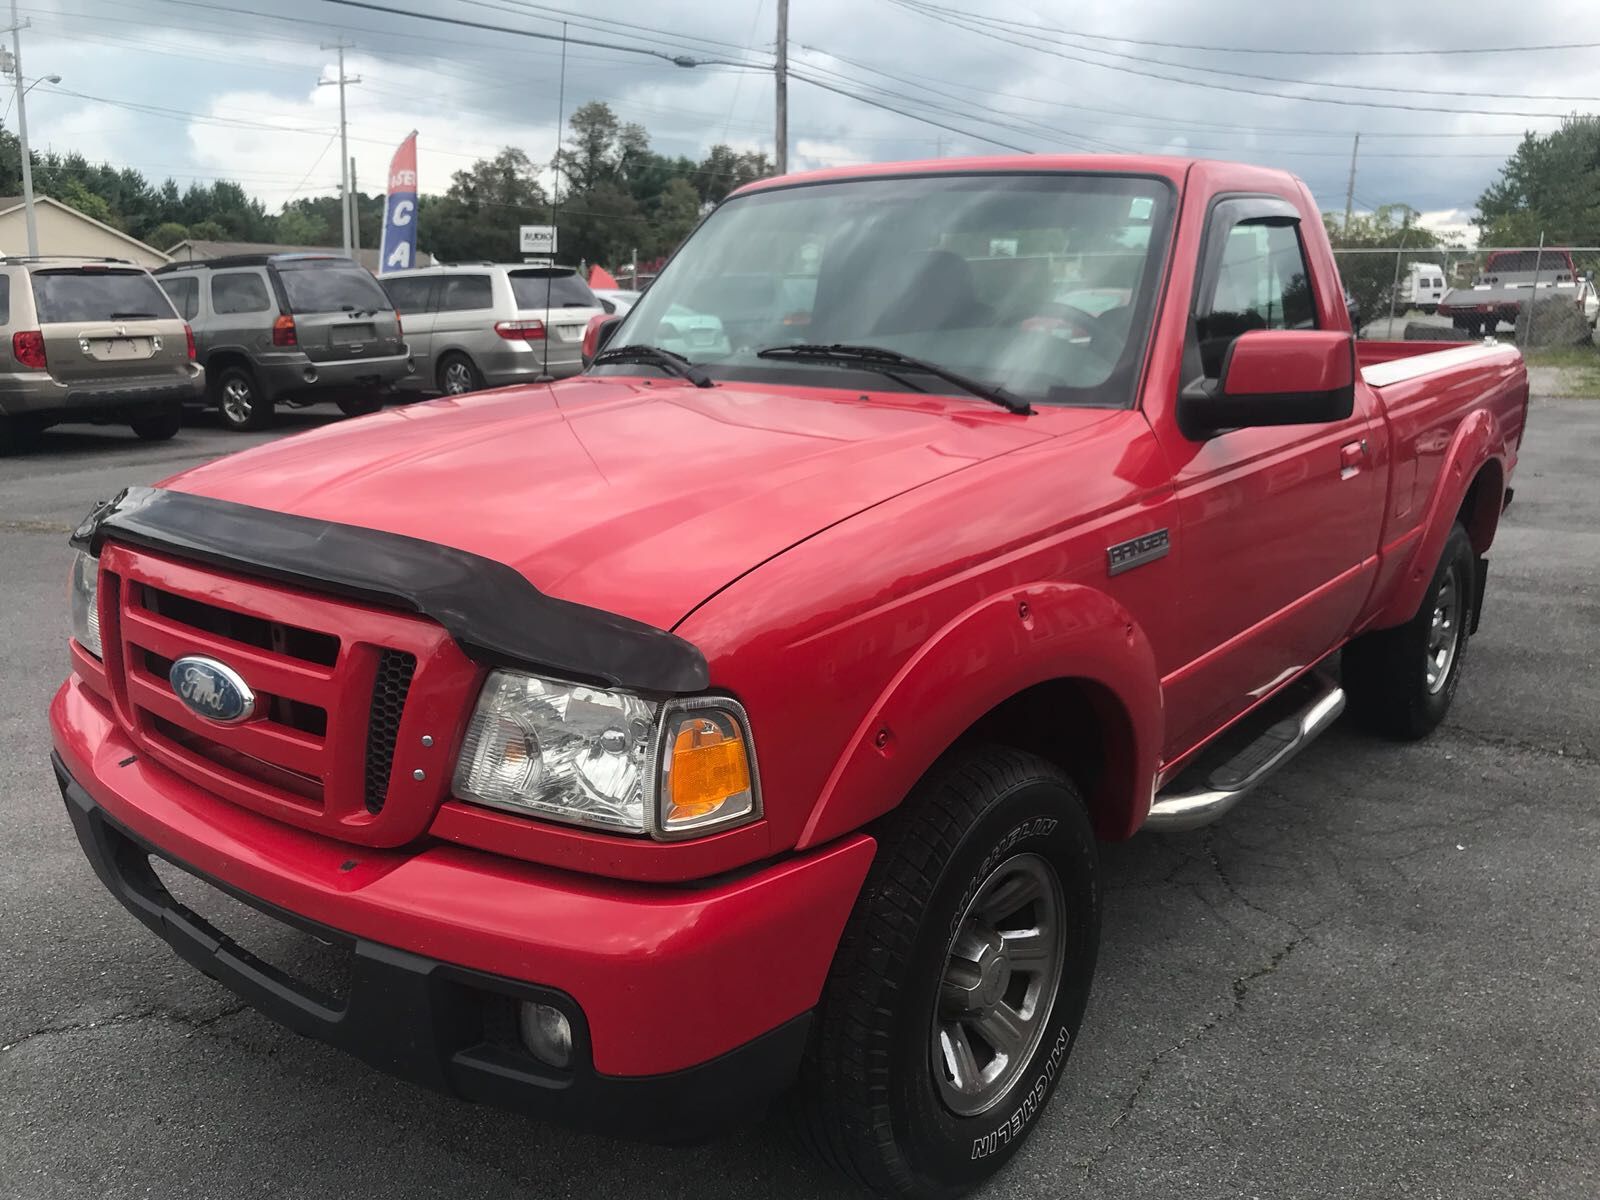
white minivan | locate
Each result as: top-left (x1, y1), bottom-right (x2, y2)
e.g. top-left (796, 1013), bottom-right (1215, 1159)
top-left (379, 264), bottom-right (605, 394)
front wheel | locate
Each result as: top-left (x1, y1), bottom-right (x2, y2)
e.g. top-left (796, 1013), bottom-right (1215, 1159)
top-left (129, 406), bottom-right (181, 442)
top-left (793, 746), bottom-right (1100, 1198)
top-left (1344, 522), bottom-right (1476, 740)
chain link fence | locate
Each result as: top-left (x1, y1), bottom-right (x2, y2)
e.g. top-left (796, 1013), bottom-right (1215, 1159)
top-left (1331, 243), bottom-right (1600, 349)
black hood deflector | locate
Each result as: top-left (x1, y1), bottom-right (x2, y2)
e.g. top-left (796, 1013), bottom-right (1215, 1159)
top-left (71, 486), bottom-right (710, 695)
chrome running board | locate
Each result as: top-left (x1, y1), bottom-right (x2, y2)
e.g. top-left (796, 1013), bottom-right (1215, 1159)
top-left (1145, 678), bottom-right (1346, 833)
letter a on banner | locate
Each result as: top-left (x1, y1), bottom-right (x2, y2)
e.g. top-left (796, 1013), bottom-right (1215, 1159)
top-left (380, 131), bottom-right (419, 274)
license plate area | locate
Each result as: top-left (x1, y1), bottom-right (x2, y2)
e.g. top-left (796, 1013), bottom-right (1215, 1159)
top-left (552, 324), bottom-right (583, 342)
top-left (89, 337), bottom-right (154, 361)
top-left (331, 323), bottom-right (376, 345)
top-left (148, 854), bottom-right (354, 1006)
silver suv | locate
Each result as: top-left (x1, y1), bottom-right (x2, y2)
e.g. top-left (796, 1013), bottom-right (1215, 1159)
top-left (155, 253), bottom-right (410, 431)
top-left (379, 264), bottom-right (604, 394)
top-left (0, 256), bottom-right (204, 451)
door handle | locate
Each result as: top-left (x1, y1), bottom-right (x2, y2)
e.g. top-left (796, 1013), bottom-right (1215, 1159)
top-left (1340, 438), bottom-right (1368, 479)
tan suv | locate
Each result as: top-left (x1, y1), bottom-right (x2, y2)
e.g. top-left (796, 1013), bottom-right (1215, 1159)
top-left (0, 256), bottom-right (204, 451)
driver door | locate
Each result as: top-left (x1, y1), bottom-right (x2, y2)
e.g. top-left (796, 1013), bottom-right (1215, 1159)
top-left (1157, 198), bottom-right (1384, 757)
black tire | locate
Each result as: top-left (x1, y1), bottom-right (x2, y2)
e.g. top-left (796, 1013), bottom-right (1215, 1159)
top-left (1344, 522), bottom-right (1476, 741)
top-left (129, 406), bottom-right (182, 442)
top-left (436, 352), bottom-right (483, 396)
top-left (211, 364), bottom-right (272, 431)
top-left (336, 391), bottom-right (385, 417)
top-left (793, 745), bottom-right (1100, 1198)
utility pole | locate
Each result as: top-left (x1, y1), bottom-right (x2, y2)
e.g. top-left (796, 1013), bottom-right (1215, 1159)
top-left (9, 0), bottom-right (37, 255)
top-left (1342, 132), bottom-right (1360, 234)
top-left (774, 0), bottom-right (788, 175)
top-left (319, 42), bottom-right (360, 257)
top-left (349, 156), bottom-right (359, 254)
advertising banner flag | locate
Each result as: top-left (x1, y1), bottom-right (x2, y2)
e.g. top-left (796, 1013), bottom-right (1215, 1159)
top-left (379, 131), bottom-right (418, 274)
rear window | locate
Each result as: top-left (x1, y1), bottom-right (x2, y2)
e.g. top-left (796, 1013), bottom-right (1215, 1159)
top-left (276, 263), bottom-right (391, 314)
top-left (509, 270), bottom-right (597, 310)
top-left (31, 268), bottom-right (175, 323)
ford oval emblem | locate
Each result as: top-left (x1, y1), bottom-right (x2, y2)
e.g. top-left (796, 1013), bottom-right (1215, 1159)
top-left (169, 656), bottom-right (256, 724)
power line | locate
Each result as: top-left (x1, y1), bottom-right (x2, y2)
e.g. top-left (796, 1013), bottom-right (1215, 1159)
top-left (895, 1), bottom-right (1600, 58)
top-left (324, 0), bottom-right (770, 69)
top-left (885, 0), bottom-right (1598, 118)
top-left (898, 4), bottom-right (1600, 103)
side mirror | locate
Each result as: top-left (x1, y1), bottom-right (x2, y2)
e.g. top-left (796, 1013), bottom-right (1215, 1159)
top-left (581, 314), bottom-right (623, 366)
top-left (1178, 329), bottom-right (1355, 440)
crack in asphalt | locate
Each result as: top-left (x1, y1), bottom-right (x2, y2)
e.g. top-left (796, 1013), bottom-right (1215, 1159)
top-left (1076, 929), bottom-right (1311, 1180)
top-left (1441, 722), bottom-right (1596, 765)
top-left (1, 1001), bottom-right (249, 1054)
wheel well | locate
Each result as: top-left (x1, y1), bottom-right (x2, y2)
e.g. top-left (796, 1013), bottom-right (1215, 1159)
top-left (1456, 459), bottom-right (1504, 555)
top-left (960, 678), bottom-right (1138, 840)
top-left (203, 350), bottom-right (252, 383)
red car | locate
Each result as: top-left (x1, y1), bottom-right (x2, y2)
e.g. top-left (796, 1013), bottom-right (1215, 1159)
top-left (52, 156), bottom-right (1526, 1197)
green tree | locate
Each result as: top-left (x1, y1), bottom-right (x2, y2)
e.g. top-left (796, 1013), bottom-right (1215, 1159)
top-left (1324, 204), bottom-right (1443, 336)
top-left (650, 176), bottom-right (704, 255)
top-left (691, 144), bottom-right (772, 205)
top-left (188, 219), bottom-right (227, 241)
top-left (148, 221), bottom-right (189, 251)
top-left (418, 147), bottom-right (549, 262)
top-left (1476, 116), bottom-right (1600, 245)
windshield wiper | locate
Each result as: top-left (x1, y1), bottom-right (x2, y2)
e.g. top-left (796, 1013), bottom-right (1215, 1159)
top-left (754, 343), bottom-right (1031, 414)
top-left (589, 343), bottom-right (713, 388)
top-left (109, 311), bottom-right (158, 320)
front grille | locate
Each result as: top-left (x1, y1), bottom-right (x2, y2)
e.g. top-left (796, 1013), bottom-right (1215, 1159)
top-left (99, 543), bottom-right (468, 847)
top-left (364, 649), bottom-right (416, 814)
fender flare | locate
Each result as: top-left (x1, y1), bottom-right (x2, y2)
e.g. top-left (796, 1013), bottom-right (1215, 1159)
top-left (795, 582), bottom-right (1164, 849)
top-left (1373, 408), bottom-right (1503, 630)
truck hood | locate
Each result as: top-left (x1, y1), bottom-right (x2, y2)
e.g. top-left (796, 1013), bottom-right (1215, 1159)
top-left (166, 378), bottom-right (1068, 631)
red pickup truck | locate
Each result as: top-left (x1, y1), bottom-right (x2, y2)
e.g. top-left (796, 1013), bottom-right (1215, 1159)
top-left (51, 157), bottom-right (1526, 1197)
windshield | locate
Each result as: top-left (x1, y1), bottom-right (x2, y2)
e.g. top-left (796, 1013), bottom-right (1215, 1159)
top-left (599, 173), bottom-right (1175, 407)
top-left (31, 269), bottom-right (176, 323)
top-left (278, 263), bottom-right (392, 314)
top-left (510, 269), bottom-right (597, 309)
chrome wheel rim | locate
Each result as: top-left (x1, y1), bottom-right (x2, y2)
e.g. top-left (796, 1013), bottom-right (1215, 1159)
top-left (932, 852), bottom-right (1066, 1117)
top-left (1426, 570), bottom-right (1462, 695)
top-left (442, 362), bottom-right (473, 394)
top-left (221, 378), bottom-right (253, 424)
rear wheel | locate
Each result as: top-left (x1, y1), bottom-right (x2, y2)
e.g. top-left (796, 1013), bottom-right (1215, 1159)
top-left (436, 352), bottom-right (482, 396)
top-left (793, 745), bottom-right (1100, 1198)
top-left (212, 364), bottom-right (272, 431)
top-left (129, 406), bottom-right (182, 442)
top-left (1344, 523), bottom-right (1476, 740)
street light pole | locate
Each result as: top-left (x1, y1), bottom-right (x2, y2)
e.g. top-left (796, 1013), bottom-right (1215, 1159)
top-left (10, 0), bottom-right (37, 255)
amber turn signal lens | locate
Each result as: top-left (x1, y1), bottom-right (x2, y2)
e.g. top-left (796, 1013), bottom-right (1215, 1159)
top-left (660, 708), bottom-right (757, 833)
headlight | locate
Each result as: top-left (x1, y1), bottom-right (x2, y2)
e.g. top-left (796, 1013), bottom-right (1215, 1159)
top-left (452, 670), bottom-right (760, 839)
top-left (69, 551), bottom-right (101, 658)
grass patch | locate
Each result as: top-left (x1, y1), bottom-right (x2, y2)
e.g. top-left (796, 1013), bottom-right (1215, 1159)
top-left (1523, 345), bottom-right (1600, 396)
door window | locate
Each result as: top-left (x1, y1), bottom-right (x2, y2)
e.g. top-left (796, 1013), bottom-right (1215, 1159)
top-left (1195, 219), bottom-right (1316, 380)
top-left (380, 276), bottom-right (436, 315)
top-left (159, 276), bottom-right (200, 320)
top-left (437, 275), bottom-right (493, 312)
top-left (211, 272), bottom-right (272, 315)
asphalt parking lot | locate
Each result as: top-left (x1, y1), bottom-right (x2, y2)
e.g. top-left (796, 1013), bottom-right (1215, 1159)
top-left (2, 396), bottom-right (1597, 1199)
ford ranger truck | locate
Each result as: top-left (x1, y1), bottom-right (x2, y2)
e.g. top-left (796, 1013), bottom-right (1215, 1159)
top-left (51, 157), bottom-right (1527, 1198)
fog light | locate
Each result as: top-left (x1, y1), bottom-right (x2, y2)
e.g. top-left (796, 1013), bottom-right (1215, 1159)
top-left (518, 1001), bottom-right (573, 1069)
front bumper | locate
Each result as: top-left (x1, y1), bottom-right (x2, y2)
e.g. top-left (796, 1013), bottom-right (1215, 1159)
top-left (55, 755), bottom-right (812, 1142)
top-left (50, 677), bottom-right (874, 1129)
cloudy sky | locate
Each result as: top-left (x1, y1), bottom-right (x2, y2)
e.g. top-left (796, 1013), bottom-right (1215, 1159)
top-left (13, 0), bottom-right (1599, 241)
